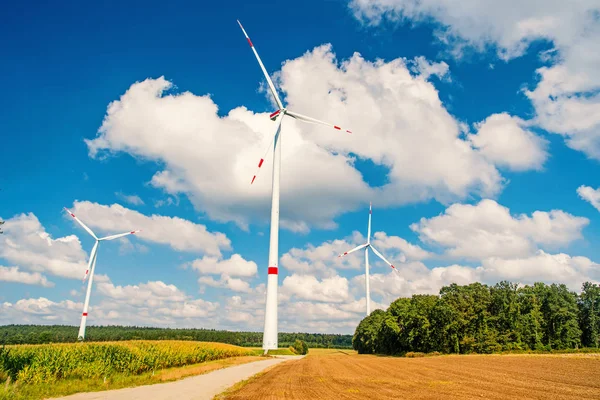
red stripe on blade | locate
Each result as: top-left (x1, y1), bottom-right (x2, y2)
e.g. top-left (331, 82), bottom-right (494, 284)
top-left (334, 126), bottom-right (341, 130)
top-left (268, 267), bottom-right (278, 275)
top-left (344, 252), bottom-right (348, 255)
top-left (258, 158), bottom-right (264, 168)
top-left (346, 130), bottom-right (352, 134)
top-left (270, 110), bottom-right (280, 119)
top-left (251, 176), bottom-right (257, 184)
top-left (391, 265), bottom-right (395, 269)
top-left (247, 38), bottom-right (253, 47)
top-left (82, 312), bottom-right (88, 316)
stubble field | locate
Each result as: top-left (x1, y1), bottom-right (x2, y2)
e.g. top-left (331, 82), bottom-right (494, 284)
top-left (223, 350), bottom-right (600, 399)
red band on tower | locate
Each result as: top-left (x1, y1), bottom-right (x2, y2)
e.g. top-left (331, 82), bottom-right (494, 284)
top-left (268, 267), bottom-right (278, 275)
top-left (82, 312), bottom-right (88, 316)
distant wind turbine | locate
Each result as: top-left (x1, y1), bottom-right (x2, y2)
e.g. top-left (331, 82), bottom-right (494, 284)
top-left (237, 20), bottom-right (352, 351)
top-left (338, 203), bottom-right (398, 315)
top-left (64, 207), bottom-right (140, 340)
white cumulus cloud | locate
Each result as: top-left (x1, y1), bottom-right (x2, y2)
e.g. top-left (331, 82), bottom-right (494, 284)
top-left (281, 274), bottom-right (350, 303)
top-left (0, 266), bottom-right (53, 287)
top-left (70, 201), bottom-right (231, 256)
top-left (577, 185), bottom-right (600, 212)
top-left (190, 254), bottom-right (258, 278)
top-left (84, 40), bottom-right (512, 231)
top-left (0, 212), bottom-right (88, 279)
top-left (469, 113), bottom-right (548, 171)
top-left (350, 0), bottom-right (600, 160)
top-left (410, 199), bottom-right (588, 260)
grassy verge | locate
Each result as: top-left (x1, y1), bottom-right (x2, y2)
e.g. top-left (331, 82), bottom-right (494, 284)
top-left (246, 347), bottom-right (297, 356)
top-left (0, 355), bottom-right (265, 400)
top-left (267, 348), bottom-right (296, 356)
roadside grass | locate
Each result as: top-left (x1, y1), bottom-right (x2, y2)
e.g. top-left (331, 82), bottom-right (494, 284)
top-left (246, 347), bottom-right (296, 356)
top-left (0, 355), bottom-right (264, 400)
top-left (267, 348), bottom-right (296, 356)
top-left (247, 347), bottom-right (355, 356)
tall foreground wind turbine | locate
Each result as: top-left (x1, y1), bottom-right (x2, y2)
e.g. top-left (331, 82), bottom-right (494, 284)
top-left (237, 20), bottom-right (351, 351)
top-left (338, 203), bottom-right (398, 315)
top-left (64, 207), bottom-right (139, 340)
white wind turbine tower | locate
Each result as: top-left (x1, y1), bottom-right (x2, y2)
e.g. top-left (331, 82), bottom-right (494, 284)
top-left (338, 203), bottom-right (398, 316)
top-left (64, 207), bottom-right (140, 341)
top-left (237, 20), bottom-right (352, 351)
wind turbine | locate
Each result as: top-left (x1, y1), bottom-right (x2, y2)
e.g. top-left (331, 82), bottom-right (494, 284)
top-left (64, 207), bottom-right (140, 341)
top-left (338, 203), bottom-right (398, 316)
top-left (237, 20), bottom-right (351, 351)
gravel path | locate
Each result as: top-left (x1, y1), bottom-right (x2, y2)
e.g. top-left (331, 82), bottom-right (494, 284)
top-left (52, 356), bottom-right (303, 400)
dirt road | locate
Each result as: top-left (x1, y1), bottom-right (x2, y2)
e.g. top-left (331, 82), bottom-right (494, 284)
top-left (223, 352), bottom-right (600, 399)
top-left (52, 356), bottom-right (303, 400)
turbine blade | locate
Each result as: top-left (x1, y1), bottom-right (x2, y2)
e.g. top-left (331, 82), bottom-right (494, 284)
top-left (338, 243), bottom-right (368, 258)
top-left (99, 230), bottom-right (141, 241)
top-left (286, 110), bottom-right (352, 134)
top-left (237, 20), bottom-right (284, 110)
top-left (83, 241), bottom-right (99, 282)
top-left (367, 202), bottom-right (372, 244)
top-left (251, 116), bottom-right (283, 185)
top-left (64, 207), bottom-right (98, 240)
top-left (370, 245), bottom-right (399, 273)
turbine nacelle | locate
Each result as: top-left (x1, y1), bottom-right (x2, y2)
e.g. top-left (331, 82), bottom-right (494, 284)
top-left (269, 109), bottom-right (283, 121)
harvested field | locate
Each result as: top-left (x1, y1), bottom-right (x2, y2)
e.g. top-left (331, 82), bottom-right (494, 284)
top-left (223, 352), bottom-right (600, 399)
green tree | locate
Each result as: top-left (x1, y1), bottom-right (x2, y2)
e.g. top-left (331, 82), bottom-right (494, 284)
top-left (353, 280), bottom-right (592, 356)
top-left (403, 295), bottom-right (438, 353)
top-left (439, 283), bottom-right (492, 353)
top-left (579, 282), bottom-right (600, 348)
top-left (518, 285), bottom-right (545, 350)
top-left (352, 309), bottom-right (387, 354)
top-left (539, 283), bottom-right (582, 349)
top-left (292, 339), bottom-right (309, 355)
top-left (489, 281), bottom-right (522, 350)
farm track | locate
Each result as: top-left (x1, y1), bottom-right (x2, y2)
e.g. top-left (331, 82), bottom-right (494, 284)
top-left (223, 353), bottom-right (600, 399)
top-left (51, 356), bottom-right (303, 400)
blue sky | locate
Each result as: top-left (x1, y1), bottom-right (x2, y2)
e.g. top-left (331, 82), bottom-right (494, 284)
top-left (1, 0), bottom-right (600, 334)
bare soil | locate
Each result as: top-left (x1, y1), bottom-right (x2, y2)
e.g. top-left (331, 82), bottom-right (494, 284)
top-left (223, 352), bottom-right (600, 399)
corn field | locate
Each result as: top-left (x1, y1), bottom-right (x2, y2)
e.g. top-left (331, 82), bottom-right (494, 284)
top-left (0, 341), bottom-right (253, 384)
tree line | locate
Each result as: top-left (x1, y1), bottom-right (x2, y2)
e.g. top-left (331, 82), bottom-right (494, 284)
top-left (353, 281), bottom-right (600, 355)
top-left (0, 325), bottom-right (353, 348)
